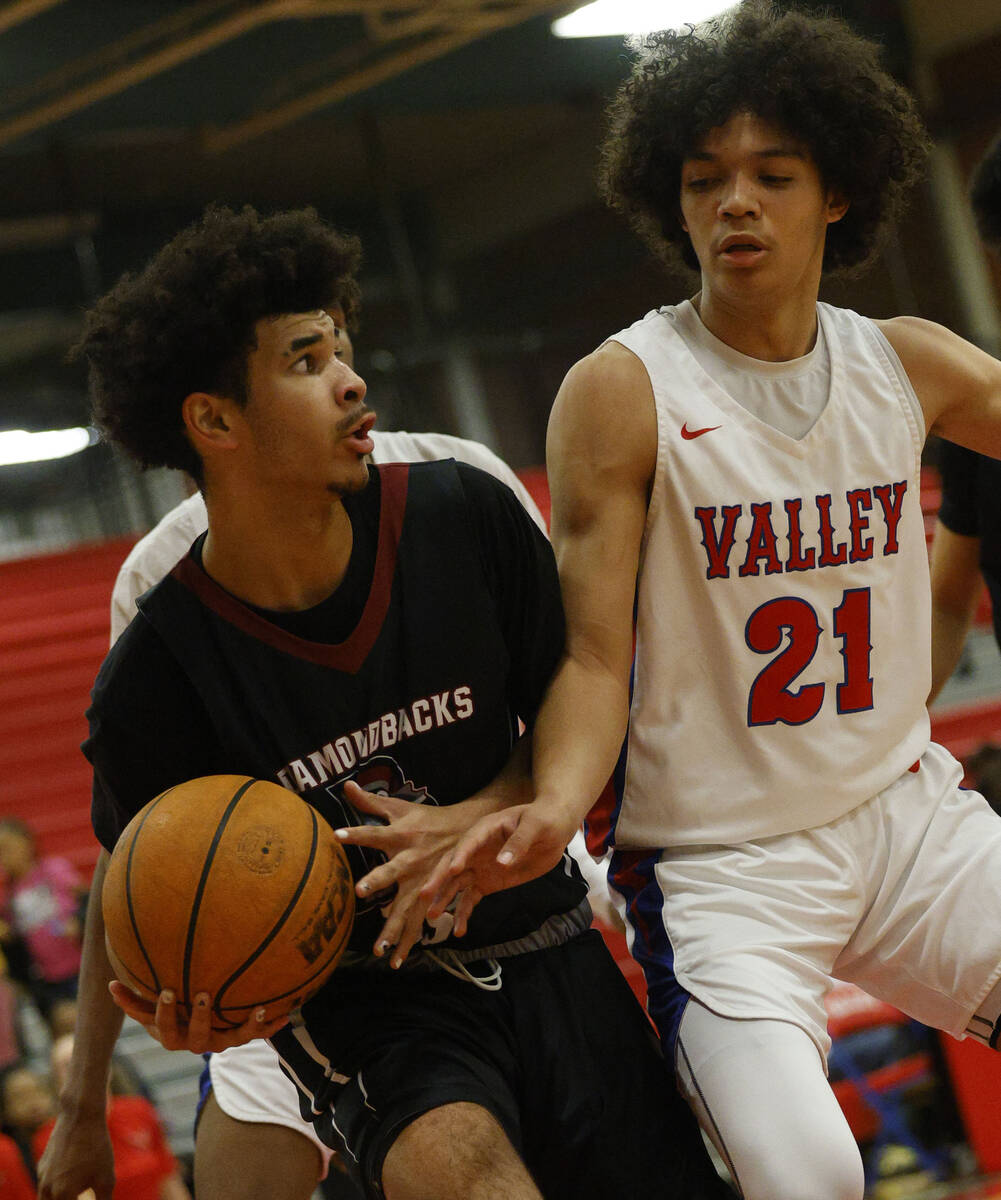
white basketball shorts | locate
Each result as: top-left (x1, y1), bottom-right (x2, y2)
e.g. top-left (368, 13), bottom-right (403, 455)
top-left (209, 1039), bottom-right (334, 1175)
top-left (612, 740), bottom-right (1001, 1065)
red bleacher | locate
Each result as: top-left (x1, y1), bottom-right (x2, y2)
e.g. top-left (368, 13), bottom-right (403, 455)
top-left (0, 537), bottom-right (135, 880)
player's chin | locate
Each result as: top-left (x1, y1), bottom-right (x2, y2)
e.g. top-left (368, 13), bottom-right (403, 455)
top-left (327, 461), bottom-right (371, 497)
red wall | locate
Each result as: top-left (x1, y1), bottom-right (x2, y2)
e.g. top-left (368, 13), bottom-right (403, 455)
top-left (1, 537), bottom-right (135, 881)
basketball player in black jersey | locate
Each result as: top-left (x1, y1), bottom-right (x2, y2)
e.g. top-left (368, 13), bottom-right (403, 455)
top-left (38, 205), bottom-right (730, 1200)
top-left (929, 131), bottom-right (1001, 702)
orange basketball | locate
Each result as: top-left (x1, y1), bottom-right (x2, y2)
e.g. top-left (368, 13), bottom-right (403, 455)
top-left (102, 775), bottom-right (354, 1030)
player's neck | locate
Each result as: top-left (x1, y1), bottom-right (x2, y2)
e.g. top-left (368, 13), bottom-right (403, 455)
top-left (200, 489), bottom-right (354, 611)
top-left (692, 288), bottom-right (821, 362)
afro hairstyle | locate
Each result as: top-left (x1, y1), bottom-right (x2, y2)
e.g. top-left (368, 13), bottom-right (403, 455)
top-left (599, 0), bottom-right (929, 276)
top-left (72, 205), bottom-right (362, 482)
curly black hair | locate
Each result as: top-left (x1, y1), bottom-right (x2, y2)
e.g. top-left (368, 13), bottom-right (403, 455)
top-left (971, 132), bottom-right (1001, 252)
top-left (599, 0), bottom-right (930, 276)
top-left (73, 205), bottom-right (362, 481)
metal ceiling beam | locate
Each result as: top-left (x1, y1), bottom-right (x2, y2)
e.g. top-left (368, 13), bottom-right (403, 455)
top-left (0, 0), bottom-right (564, 153)
top-left (0, 0), bottom-right (68, 38)
top-left (0, 0), bottom-right (305, 151)
top-left (203, 1), bottom-right (565, 154)
top-left (0, 0), bottom-right (236, 113)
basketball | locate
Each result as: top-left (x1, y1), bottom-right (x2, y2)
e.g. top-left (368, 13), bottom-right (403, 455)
top-left (102, 775), bottom-right (355, 1030)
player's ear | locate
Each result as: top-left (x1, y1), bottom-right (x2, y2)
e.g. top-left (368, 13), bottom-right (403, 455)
top-left (826, 191), bottom-right (849, 225)
top-left (182, 391), bottom-right (239, 455)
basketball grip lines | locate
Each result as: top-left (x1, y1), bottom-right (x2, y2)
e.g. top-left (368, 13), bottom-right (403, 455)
top-left (180, 778), bottom-right (257, 1013)
top-left (211, 802), bottom-right (322, 1022)
top-left (123, 787), bottom-right (173, 996)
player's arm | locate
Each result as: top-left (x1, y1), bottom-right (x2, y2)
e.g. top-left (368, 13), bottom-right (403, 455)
top-left (878, 316), bottom-right (1001, 455)
top-left (87, 656), bottom-right (288, 1054)
top-left (929, 521), bottom-right (981, 703)
top-left (441, 343), bottom-right (657, 887)
top-left (36, 850), bottom-right (119, 1200)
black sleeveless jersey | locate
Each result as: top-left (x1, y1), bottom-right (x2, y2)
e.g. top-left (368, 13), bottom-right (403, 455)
top-left (937, 439), bottom-right (1001, 653)
top-left (86, 461), bottom-right (586, 957)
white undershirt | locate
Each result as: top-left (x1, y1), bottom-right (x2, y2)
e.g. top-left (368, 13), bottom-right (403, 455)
top-left (666, 298), bottom-right (831, 441)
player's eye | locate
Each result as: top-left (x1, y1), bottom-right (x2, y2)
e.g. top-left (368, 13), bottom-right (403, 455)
top-left (291, 354), bottom-right (315, 374)
top-left (685, 177), bottom-right (715, 191)
top-left (760, 174), bottom-right (793, 185)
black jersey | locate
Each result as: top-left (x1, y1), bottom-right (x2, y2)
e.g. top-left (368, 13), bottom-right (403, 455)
top-left (86, 461), bottom-right (585, 958)
top-left (937, 440), bottom-right (1001, 652)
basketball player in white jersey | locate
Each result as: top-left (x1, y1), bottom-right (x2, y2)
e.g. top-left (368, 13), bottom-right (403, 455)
top-left (75, 305), bottom-right (611, 1200)
top-left (391, 5), bottom-right (1001, 1198)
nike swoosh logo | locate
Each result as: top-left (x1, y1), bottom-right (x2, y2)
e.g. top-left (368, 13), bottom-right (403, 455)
top-left (680, 423), bottom-right (722, 440)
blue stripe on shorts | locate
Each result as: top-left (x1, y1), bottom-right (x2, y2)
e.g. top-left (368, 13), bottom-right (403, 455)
top-left (194, 1052), bottom-right (212, 1135)
top-left (609, 848), bottom-right (691, 1060)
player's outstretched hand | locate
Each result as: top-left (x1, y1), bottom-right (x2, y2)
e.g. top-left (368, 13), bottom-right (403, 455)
top-left (423, 803), bottom-right (579, 921)
top-left (36, 1110), bottom-right (115, 1200)
top-left (108, 982), bottom-right (288, 1053)
top-left (335, 780), bottom-right (488, 967)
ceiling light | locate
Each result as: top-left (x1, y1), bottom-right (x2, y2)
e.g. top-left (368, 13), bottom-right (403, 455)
top-left (552, 0), bottom-right (734, 38)
top-left (0, 426), bottom-right (98, 467)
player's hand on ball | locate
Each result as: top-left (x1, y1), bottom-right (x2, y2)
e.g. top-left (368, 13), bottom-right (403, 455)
top-left (108, 982), bottom-right (289, 1053)
top-left (335, 780), bottom-right (485, 967)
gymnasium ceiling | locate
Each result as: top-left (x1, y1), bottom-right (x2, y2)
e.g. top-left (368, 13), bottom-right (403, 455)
top-left (0, 0), bottom-right (1000, 438)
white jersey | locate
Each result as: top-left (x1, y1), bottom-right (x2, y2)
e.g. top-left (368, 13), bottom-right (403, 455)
top-left (109, 429), bottom-right (546, 642)
top-left (602, 302), bottom-right (931, 849)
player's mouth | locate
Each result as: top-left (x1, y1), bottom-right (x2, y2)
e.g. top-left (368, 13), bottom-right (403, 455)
top-left (718, 233), bottom-right (767, 264)
top-left (341, 411), bottom-right (377, 456)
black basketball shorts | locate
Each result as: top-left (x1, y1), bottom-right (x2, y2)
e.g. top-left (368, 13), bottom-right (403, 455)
top-left (272, 930), bottom-right (730, 1199)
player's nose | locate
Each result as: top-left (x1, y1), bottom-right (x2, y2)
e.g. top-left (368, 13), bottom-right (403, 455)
top-left (333, 361), bottom-right (366, 408)
top-left (719, 171), bottom-right (760, 218)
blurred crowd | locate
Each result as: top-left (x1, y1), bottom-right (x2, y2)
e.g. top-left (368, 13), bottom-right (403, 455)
top-left (0, 818), bottom-right (190, 1199)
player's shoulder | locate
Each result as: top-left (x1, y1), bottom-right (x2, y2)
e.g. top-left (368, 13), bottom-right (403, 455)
top-left (874, 315), bottom-right (974, 368)
top-left (400, 456), bottom-right (513, 507)
top-left (876, 315), bottom-right (1001, 402)
top-left (375, 428), bottom-right (489, 466)
top-left (118, 492), bottom-right (206, 578)
top-left (561, 339), bottom-right (651, 397)
top-left (551, 340), bottom-right (657, 485)
top-left (97, 584), bottom-right (183, 695)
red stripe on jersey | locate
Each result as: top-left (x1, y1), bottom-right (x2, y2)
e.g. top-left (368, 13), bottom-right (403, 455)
top-left (171, 463), bottom-right (408, 673)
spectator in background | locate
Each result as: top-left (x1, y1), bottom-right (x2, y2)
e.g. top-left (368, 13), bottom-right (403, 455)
top-left (929, 130), bottom-right (1001, 702)
top-left (2, 1063), bottom-right (54, 1182)
top-left (34, 1035), bottom-right (191, 1200)
top-left (43, 1001), bottom-right (76, 1045)
top-left (0, 821), bottom-right (83, 1020)
top-left (0, 948), bottom-right (21, 1072)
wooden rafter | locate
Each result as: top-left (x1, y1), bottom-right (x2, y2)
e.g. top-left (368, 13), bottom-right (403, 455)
top-left (0, 0), bottom-right (68, 38)
top-left (0, 0), bottom-right (566, 152)
top-left (203, 1), bottom-right (566, 154)
top-left (0, 0), bottom-right (305, 150)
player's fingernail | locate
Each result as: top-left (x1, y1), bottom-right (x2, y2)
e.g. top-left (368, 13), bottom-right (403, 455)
top-left (255, 1008), bottom-right (267, 1022)
top-left (334, 828), bottom-right (349, 839)
top-left (358, 881), bottom-right (370, 894)
top-left (498, 850), bottom-right (513, 865)
top-left (161, 990), bottom-right (175, 1004)
top-left (391, 956), bottom-right (402, 969)
top-left (377, 940), bottom-right (392, 955)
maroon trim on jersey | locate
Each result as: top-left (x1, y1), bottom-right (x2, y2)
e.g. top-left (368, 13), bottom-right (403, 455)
top-left (170, 463), bottom-right (409, 673)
